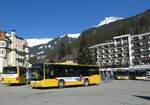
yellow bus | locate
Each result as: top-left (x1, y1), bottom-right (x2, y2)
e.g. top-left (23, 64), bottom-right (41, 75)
top-left (2, 66), bottom-right (27, 85)
top-left (30, 63), bottom-right (102, 88)
top-left (135, 69), bottom-right (150, 80)
top-left (116, 70), bottom-right (129, 80)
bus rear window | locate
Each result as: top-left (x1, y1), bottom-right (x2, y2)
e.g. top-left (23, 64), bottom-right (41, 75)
top-left (3, 67), bottom-right (17, 74)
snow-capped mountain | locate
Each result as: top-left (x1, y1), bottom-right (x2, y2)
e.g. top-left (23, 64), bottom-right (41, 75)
top-left (26, 38), bottom-right (53, 47)
top-left (97, 16), bottom-right (123, 27)
top-left (29, 33), bottom-right (80, 61)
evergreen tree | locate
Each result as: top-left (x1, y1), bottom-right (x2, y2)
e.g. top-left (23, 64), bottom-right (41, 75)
top-left (58, 41), bottom-right (66, 60)
top-left (77, 37), bottom-right (92, 64)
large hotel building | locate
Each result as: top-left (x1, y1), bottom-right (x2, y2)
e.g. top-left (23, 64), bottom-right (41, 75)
top-left (89, 32), bottom-right (150, 71)
top-left (0, 30), bottom-right (29, 73)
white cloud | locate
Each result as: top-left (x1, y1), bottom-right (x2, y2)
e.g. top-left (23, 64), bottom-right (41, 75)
top-left (26, 38), bottom-right (53, 47)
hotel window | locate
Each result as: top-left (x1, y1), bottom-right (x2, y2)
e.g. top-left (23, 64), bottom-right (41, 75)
top-left (133, 37), bottom-right (140, 41)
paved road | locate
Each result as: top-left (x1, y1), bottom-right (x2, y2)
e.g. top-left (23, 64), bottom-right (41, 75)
top-left (0, 80), bottom-right (149, 105)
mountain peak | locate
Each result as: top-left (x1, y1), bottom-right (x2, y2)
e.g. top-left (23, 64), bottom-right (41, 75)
top-left (97, 16), bottom-right (123, 27)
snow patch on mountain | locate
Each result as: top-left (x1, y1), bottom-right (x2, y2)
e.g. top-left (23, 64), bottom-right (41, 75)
top-left (97, 16), bottom-right (123, 26)
top-left (37, 51), bottom-right (44, 55)
top-left (39, 46), bottom-right (43, 49)
top-left (27, 38), bottom-right (53, 47)
top-left (48, 45), bottom-right (52, 48)
top-left (44, 45), bottom-right (47, 48)
top-left (59, 33), bottom-right (80, 39)
top-left (67, 33), bottom-right (80, 38)
top-left (54, 41), bottom-right (57, 44)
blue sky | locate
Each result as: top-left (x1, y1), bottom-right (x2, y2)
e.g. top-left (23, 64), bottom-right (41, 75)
top-left (0, 0), bottom-right (149, 39)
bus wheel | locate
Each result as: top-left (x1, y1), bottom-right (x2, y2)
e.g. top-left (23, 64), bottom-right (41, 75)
top-left (58, 80), bottom-right (65, 88)
top-left (84, 79), bottom-right (89, 86)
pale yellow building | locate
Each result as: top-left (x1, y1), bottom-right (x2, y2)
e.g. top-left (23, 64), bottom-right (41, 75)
top-left (0, 30), bottom-right (29, 73)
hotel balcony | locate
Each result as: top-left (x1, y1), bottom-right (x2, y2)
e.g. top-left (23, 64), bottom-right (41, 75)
top-left (131, 37), bottom-right (140, 43)
top-left (122, 50), bottom-right (129, 54)
top-left (132, 35), bottom-right (150, 44)
top-left (141, 47), bottom-right (149, 52)
top-left (140, 44), bottom-right (150, 49)
top-left (132, 51), bottom-right (141, 55)
top-left (116, 51), bottom-right (122, 54)
top-left (115, 54), bottom-right (118, 58)
top-left (141, 57), bottom-right (150, 61)
top-left (141, 35), bottom-right (150, 41)
top-left (140, 38), bottom-right (149, 42)
top-left (122, 53), bottom-right (129, 58)
top-left (133, 53), bottom-right (142, 58)
top-left (110, 53), bottom-right (115, 57)
top-left (116, 57), bottom-right (122, 60)
top-left (131, 40), bottom-right (140, 44)
top-left (122, 47), bottom-right (129, 50)
top-left (109, 45), bottom-right (115, 48)
top-left (133, 61), bottom-right (140, 65)
top-left (121, 44), bottom-right (129, 48)
top-left (115, 48), bottom-right (122, 53)
top-left (110, 50), bottom-right (116, 53)
top-left (98, 51), bottom-right (103, 54)
top-left (132, 45), bottom-right (141, 50)
top-left (103, 45), bottom-right (109, 49)
top-left (141, 51), bottom-right (150, 56)
top-left (121, 63), bottom-right (129, 67)
top-left (116, 42), bottom-right (122, 47)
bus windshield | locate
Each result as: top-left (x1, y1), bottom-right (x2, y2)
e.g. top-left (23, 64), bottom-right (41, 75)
top-left (118, 71), bottom-right (128, 76)
top-left (3, 67), bottom-right (17, 74)
top-left (30, 67), bottom-right (43, 81)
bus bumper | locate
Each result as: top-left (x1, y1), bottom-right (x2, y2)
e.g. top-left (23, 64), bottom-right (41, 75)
top-left (117, 76), bottom-right (129, 80)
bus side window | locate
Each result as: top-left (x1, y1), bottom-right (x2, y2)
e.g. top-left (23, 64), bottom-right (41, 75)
top-left (50, 69), bottom-right (57, 78)
top-left (68, 69), bottom-right (74, 77)
top-left (80, 69), bottom-right (90, 76)
top-left (74, 69), bottom-right (81, 77)
top-left (55, 69), bottom-right (66, 77)
top-left (46, 69), bottom-right (55, 79)
top-left (65, 69), bottom-right (69, 77)
top-left (89, 69), bottom-right (99, 75)
top-left (50, 70), bottom-right (54, 76)
top-left (45, 69), bottom-right (51, 79)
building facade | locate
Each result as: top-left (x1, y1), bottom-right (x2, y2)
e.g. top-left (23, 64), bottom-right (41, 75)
top-left (89, 32), bottom-right (150, 70)
top-left (0, 30), bottom-right (29, 72)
